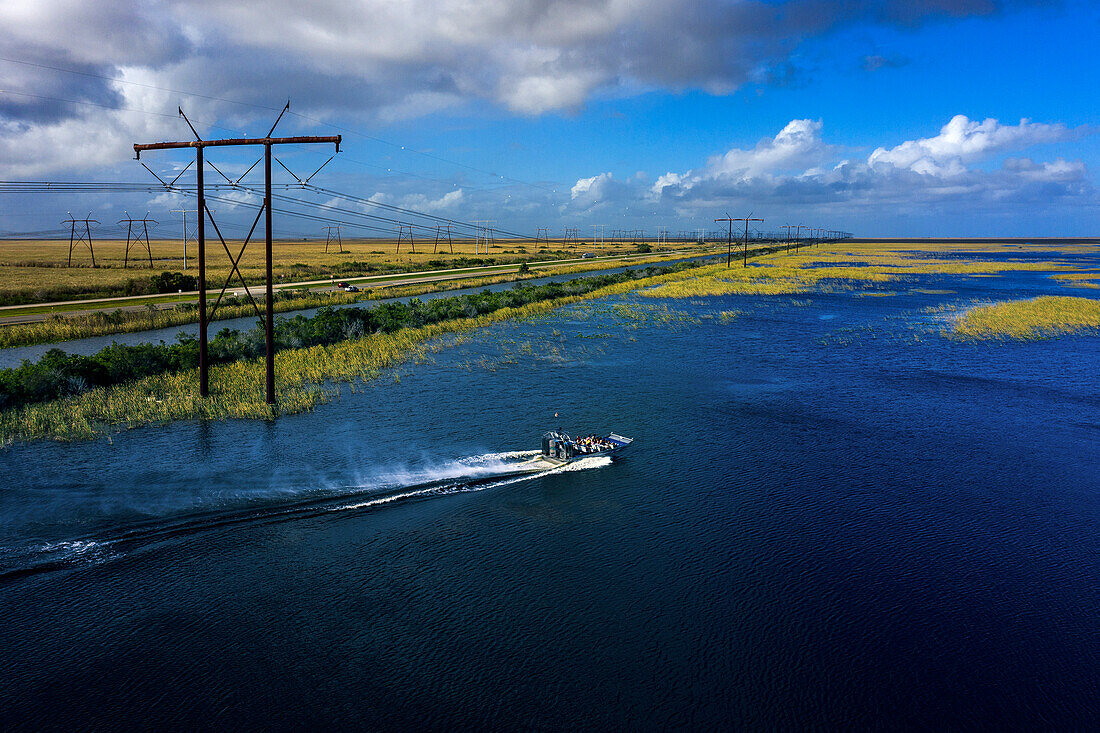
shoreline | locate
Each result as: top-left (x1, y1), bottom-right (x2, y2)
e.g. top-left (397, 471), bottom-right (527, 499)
top-left (0, 248), bottom-right (722, 348)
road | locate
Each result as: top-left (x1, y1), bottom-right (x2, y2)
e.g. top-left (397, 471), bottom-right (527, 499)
top-left (0, 248), bottom-right (719, 326)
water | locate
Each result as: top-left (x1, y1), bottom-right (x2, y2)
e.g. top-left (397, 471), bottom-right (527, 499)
top-left (1, 255), bottom-right (1098, 729)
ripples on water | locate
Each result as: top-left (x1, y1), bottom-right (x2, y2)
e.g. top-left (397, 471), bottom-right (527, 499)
top-left (1, 255), bottom-right (1098, 729)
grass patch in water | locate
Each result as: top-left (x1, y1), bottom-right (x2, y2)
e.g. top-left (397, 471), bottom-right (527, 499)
top-left (950, 295), bottom-right (1100, 340)
top-left (634, 246), bottom-right (1079, 303)
top-left (1050, 272), bottom-right (1100, 290)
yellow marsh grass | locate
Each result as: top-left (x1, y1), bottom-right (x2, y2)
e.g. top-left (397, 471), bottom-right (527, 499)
top-left (636, 246), bottom-right (1079, 301)
top-left (951, 296), bottom-right (1100, 340)
top-left (0, 274), bottom-right (667, 443)
top-left (643, 277), bottom-right (811, 298)
top-left (1050, 272), bottom-right (1100, 290)
top-left (810, 240), bottom-right (1098, 255)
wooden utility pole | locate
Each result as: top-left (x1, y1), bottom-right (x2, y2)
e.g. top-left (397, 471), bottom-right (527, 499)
top-left (781, 224), bottom-right (796, 254)
top-left (135, 103), bottom-right (340, 405)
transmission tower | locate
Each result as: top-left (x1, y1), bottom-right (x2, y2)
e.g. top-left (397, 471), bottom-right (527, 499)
top-left (321, 224), bottom-right (343, 253)
top-left (135, 102), bottom-right (340, 405)
top-left (119, 211), bottom-right (158, 268)
top-left (594, 224), bottom-right (606, 248)
top-left (396, 224), bottom-right (415, 254)
top-left (563, 228), bottom-right (580, 249)
top-left (715, 214), bottom-right (764, 267)
top-left (433, 224), bottom-right (454, 254)
top-left (535, 227), bottom-right (550, 248)
top-left (322, 225), bottom-right (344, 254)
top-left (62, 212), bottom-right (99, 266)
top-left (170, 208), bottom-right (201, 270)
top-left (657, 227), bottom-right (669, 248)
top-left (473, 220), bottom-right (495, 254)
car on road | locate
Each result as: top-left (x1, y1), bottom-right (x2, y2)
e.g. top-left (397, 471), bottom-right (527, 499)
top-left (336, 282), bottom-right (348, 289)
top-left (344, 285), bottom-right (359, 293)
top-left (581, 252), bottom-right (595, 259)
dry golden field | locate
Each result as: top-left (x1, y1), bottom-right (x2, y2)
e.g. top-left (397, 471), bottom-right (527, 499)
top-left (0, 236), bottom-right (688, 303)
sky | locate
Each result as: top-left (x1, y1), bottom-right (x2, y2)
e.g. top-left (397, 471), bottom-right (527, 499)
top-left (1, 0), bottom-right (1098, 239)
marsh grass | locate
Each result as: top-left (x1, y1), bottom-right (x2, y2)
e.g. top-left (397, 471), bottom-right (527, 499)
top-left (634, 247), bottom-right (1079, 303)
top-left (1050, 272), bottom-right (1100, 290)
top-left (950, 296), bottom-right (1100, 340)
top-left (0, 272), bottom-right (682, 443)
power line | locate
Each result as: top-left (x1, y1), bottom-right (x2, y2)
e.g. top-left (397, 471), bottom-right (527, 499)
top-left (0, 177), bottom-right (538, 240)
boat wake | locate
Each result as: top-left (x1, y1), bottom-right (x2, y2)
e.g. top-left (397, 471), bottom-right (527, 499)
top-left (0, 449), bottom-right (612, 583)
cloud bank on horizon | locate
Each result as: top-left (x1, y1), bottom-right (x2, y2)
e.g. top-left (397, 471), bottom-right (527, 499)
top-left (619, 115), bottom-right (1093, 211)
top-left (0, 0), bottom-right (1093, 235)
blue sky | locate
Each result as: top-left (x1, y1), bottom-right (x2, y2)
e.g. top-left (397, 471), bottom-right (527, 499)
top-left (1, 0), bottom-right (1098, 238)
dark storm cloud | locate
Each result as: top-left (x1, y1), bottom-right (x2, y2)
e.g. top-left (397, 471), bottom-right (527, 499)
top-left (0, 49), bottom-right (124, 124)
top-left (0, 0), bottom-right (1065, 176)
top-left (1, 0), bottom-right (1056, 122)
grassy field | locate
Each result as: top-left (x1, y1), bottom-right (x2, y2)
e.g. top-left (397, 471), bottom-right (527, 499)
top-left (0, 249), bottom-right (713, 347)
top-left (0, 236), bottom-right (702, 305)
top-left (0, 290), bottom-right (364, 348)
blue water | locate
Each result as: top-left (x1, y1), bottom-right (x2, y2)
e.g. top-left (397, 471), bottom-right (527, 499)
top-left (1, 255), bottom-right (1098, 729)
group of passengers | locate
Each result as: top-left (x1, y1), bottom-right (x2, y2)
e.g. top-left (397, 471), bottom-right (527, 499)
top-left (573, 435), bottom-right (612, 454)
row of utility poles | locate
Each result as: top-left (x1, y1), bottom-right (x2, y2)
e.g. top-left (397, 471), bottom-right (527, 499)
top-left (713, 217), bottom-right (851, 267)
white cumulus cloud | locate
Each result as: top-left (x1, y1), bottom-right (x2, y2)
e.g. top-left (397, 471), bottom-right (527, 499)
top-left (868, 115), bottom-right (1077, 176)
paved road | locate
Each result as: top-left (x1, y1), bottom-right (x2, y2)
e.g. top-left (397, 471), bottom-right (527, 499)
top-left (0, 249), bottom-right (718, 326)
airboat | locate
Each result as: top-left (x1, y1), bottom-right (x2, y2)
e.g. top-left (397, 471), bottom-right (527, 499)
top-left (519, 431), bottom-right (633, 471)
